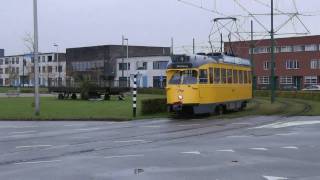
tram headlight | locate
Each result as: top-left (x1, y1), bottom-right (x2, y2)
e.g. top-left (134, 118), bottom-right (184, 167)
top-left (178, 95), bottom-right (183, 101)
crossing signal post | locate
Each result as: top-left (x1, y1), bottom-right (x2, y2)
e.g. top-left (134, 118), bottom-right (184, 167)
top-left (133, 74), bottom-right (137, 118)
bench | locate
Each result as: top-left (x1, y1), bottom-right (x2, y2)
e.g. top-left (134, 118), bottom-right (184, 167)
top-left (6, 90), bottom-right (20, 97)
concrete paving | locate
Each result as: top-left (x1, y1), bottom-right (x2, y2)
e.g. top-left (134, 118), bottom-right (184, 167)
top-left (0, 116), bottom-right (319, 179)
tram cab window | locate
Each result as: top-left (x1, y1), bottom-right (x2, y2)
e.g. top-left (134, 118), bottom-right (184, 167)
top-left (244, 71), bottom-right (248, 83)
top-left (182, 70), bottom-right (198, 84)
top-left (233, 70), bottom-right (238, 83)
top-left (221, 68), bottom-right (227, 84)
top-left (239, 70), bottom-right (244, 84)
top-left (199, 69), bottom-right (208, 84)
top-left (214, 68), bottom-right (220, 83)
top-left (209, 68), bottom-right (214, 84)
top-left (169, 72), bottom-right (181, 84)
top-left (227, 69), bottom-right (233, 84)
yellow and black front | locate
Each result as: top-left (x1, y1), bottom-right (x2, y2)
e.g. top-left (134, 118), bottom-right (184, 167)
top-left (166, 54), bottom-right (252, 114)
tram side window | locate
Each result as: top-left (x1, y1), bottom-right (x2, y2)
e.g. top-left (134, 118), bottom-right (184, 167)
top-left (221, 68), bottom-right (227, 84)
top-left (199, 69), bottom-right (208, 84)
top-left (227, 69), bottom-right (232, 84)
top-left (233, 70), bottom-right (238, 84)
top-left (214, 68), bottom-right (220, 83)
top-left (182, 70), bottom-right (198, 84)
top-left (248, 71), bottom-right (252, 84)
top-left (239, 70), bottom-right (244, 84)
top-left (209, 68), bottom-right (214, 84)
top-left (244, 71), bottom-right (248, 84)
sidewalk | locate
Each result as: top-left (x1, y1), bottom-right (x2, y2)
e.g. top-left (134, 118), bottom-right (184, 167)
top-left (0, 93), bottom-right (56, 98)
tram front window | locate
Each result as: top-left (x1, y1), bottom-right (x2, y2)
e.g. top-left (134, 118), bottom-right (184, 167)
top-left (182, 70), bottom-right (197, 84)
top-left (169, 70), bottom-right (198, 85)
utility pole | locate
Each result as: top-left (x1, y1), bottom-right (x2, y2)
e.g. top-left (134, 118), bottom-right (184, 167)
top-left (121, 35), bottom-right (124, 78)
top-left (33, 0), bottom-right (40, 115)
top-left (54, 43), bottom-right (60, 86)
top-left (220, 33), bottom-right (223, 53)
top-left (250, 20), bottom-right (255, 97)
top-left (270, 0), bottom-right (276, 103)
top-left (171, 37), bottom-right (174, 56)
top-left (192, 38), bottom-right (195, 54)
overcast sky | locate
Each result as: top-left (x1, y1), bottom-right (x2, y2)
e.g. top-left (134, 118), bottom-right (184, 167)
top-left (0, 0), bottom-right (319, 55)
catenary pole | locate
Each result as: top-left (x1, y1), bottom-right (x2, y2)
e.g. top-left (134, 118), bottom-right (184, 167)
top-left (270, 0), bottom-right (276, 103)
top-left (33, 0), bottom-right (40, 115)
top-left (250, 20), bottom-right (255, 97)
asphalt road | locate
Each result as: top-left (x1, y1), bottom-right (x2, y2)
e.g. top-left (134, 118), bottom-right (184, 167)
top-left (0, 116), bottom-right (319, 180)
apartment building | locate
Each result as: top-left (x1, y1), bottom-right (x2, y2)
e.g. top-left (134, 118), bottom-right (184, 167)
top-left (0, 53), bottom-right (66, 87)
top-left (225, 35), bottom-right (320, 90)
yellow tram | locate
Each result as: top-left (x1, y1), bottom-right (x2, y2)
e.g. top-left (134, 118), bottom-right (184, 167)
top-left (166, 53), bottom-right (252, 114)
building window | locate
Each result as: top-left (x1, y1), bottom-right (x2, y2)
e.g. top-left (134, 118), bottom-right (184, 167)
top-left (16, 67), bottom-right (19, 74)
top-left (258, 76), bottom-right (270, 84)
top-left (58, 66), bottom-right (63, 73)
top-left (153, 76), bottom-right (166, 88)
top-left (199, 69), bottom-right (208, 84)
top-left (0, 68), bottom-right (3, 74)
top-left (305, 44), bottom-right (318, 51)
top-left (304, 76), bottom-right (317, 85)
top-left (293, 45), bottom-right (305, 52)
top-left (5, 68), bottom-right (9, 74)
top-left (153, 61), bottom-right (168, 70)
top-left (263, 61), bottom-right (270, 70)
top-left (0, 59), bottom-right (3, 65)
top-left (119, 63), bottom-right (130, 70)
top-left (48, 66), bottom-right (52, 73)
top-left (16, 57), bottom-right (19, 64)
top-left (42, 66), bottom-right (46, 73)
top-left (137, 62), bottom-right (147, 70)
top-left (280, 76), bottom-right (293, 84)
top-left (42, 56), bottom-right (46, 62)
top-left (311, 60), bottom-right (320, 69)
top-left (286, 60), bottom-right (300, 69)
top-left (48, 56), bottom-right (53, 62)
top-left (280, 46), bottom-right (293, 53)
top-left (5, 58), bottom-right (9, 64)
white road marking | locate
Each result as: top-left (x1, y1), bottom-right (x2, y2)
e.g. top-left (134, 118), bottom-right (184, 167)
top-left (216, 149), bottom-right (235, 152)
top-left (276, 133), bottom-right (298, 136)
top-left (141, 125), bottom-right (162, 128)
top-left (16, 145), bottom-right (53, 149)
top-left (281, 146), bottom-right (299, 149)
top-left (104, 154), bottom-right (144, 159)
top-left (227, 135), bottom-right (250, 138)
top-left (9, 130), bottom-right (36, 135)
top-left (181, 151), bottom-right (201, 155)
top-left (177, 124), bottom-right (201, 127)
top-left (250, 148), bottom-right (268, 151)
top-left (14, 160), bottom-right (62, 165)
top-left (114, 140), bottom-right (146, 143)
top-left (0, 125), bottom-right (38, 129)
top-left (263, 175), bottom-right (288, 180)
top-left (76, 128), bottom-right (101, 131)
top-left (255, 121), bottom-right (320, 129)
top-left (63, 124), bottom-right (86, 127)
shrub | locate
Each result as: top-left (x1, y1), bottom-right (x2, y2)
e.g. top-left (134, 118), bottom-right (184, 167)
top-left (255, 90), bottom-right (320, 101)
top-left (141, 98), bottom-right (167, 115)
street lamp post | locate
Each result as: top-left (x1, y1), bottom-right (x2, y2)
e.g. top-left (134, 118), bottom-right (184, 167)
top-left (53, 43), bottom-right (60, 86)
top-left (33, 0), bottom-right (40, 116)
top-left (270, 0), bottom-right (276, 103)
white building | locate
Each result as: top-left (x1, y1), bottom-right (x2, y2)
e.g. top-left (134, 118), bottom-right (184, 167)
top-left (0, 53), bottom-right (66, 87)
top-left (115, 56), bottom-right (171, 88)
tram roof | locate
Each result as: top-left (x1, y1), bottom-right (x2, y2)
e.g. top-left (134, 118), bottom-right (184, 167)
top-left (167, 53), bottom-right (251, 69)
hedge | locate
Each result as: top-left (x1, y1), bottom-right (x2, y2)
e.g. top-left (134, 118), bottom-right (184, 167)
top-left (138, 88), bottom-right (165, 95)
top-left (255, 90), bottom-right (320, 101)
top-left (141, 98), bottom-right (167, 115)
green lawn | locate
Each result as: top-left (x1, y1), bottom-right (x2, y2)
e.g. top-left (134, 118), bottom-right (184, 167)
top-left (0, 94), bottom-right (165, 120)
top-left (0, 94), bottom-right (319, 120)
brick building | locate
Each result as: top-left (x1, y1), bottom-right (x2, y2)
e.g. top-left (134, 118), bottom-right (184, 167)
top-left (225, 35), bottom-right (320, 90)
